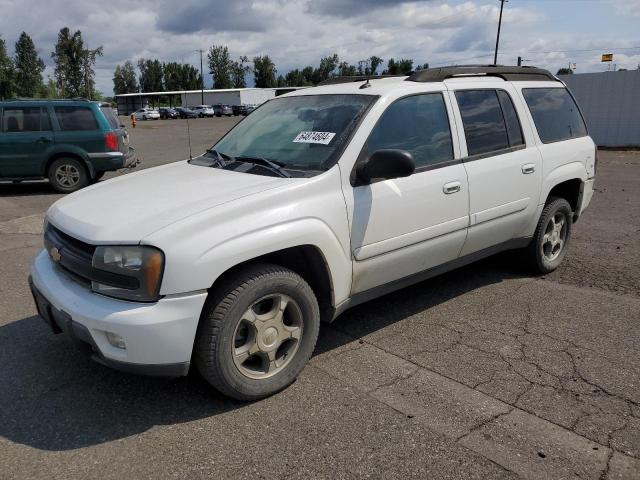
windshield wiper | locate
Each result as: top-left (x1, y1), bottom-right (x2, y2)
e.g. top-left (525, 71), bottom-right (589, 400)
top-left (234, 156), bottom-right (292, 178)
top-left (205, 149), bottom-right (232, 168)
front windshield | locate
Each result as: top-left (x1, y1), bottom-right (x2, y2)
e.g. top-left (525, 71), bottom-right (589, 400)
top-left (213, 94), bottom-right (376, 171)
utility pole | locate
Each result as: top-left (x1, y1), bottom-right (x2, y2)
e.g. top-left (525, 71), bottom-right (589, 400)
top-left (196, 49), bottom-right (205, 104)
top-left (494, 0), bottom-right (507, 65)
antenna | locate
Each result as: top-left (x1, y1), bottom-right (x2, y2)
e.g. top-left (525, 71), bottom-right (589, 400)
top-left (186, 115), bottom-right (193, 161)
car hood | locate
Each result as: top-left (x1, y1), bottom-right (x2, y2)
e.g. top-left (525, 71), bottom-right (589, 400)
top-left (47, 160), bottom-right (285, 243)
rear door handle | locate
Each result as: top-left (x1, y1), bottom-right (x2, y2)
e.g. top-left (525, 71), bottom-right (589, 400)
top-left (522, 163), bottom-right (535, 174)
top-left (443, 181), bottom-right (462, 195)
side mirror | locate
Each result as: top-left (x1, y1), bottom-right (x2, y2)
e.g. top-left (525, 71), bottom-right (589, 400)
top-left (355, 149), bottom-right (415, 185)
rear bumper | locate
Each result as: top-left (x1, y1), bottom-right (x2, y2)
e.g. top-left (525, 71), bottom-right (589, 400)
top-left (88, 148), bottom-right (138, 171)
top-left (30, 250), bottom-right (207, 376)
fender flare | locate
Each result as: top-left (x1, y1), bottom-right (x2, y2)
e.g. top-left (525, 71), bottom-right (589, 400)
top-left (182, 218), bottom-right (352, 306)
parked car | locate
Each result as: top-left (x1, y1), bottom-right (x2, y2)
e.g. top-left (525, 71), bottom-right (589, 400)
top-left (175, 107), bottom-right (198, 119)
top-left (213, 104), bottom-right (233, 117)
top-left (133, 108), bottom-right (160, 120)
top-left (192, 105), bottom-right (215, 118)
top-left (0, 99), bottom-right (137, 192)
top-left (159, 107), bottom-right (178, 119)
top-left (233, 104), bottom-right (256, 116)
top-left (30, 66), bottom-right (596, 400)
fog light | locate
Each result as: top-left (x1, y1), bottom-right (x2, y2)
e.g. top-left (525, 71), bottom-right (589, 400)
top-left (106, 332), bottom-right (126, 349)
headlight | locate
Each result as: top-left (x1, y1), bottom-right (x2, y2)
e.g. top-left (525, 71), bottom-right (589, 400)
top-left (91, 245), bottom-right (164, 302)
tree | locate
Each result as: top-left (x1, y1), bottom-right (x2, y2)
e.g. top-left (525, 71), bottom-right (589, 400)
top-left (230, 55), bottom-right (250, 88)
top-left (207, 45), bottom-right (232, 89)
top-left (137, 58), bottom-right (163, 92)
top-left (556, 68), bottom-right (573, 75)
top-left (338, 61), bottom-right (357, 77)
top-left (0, 38), bottom-right (15, 99)
top-left (312, 54), bottom-right (339, 84)
top-left (357, 56), bottom-right (384, 76)
top-left (382, 58), bottom-right (413, 75)
top-left (253, 55), bottom-right (277, 88)
top-left (179, 63), bottom-right (202, 90)
top-left (113, 60), bottom-right (138, 94)
top-left (38, 77), bottom-right (61, 98)
top-left (14, 32), bottom-right (44, 97)
top-left (162, 62), bottom-right (201, 91)
top-left (52, 27), bottom-right (102, 98)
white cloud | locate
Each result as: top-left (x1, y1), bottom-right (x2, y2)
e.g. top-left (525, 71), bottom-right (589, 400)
top-left (0, 0), bottom-right (635, 95)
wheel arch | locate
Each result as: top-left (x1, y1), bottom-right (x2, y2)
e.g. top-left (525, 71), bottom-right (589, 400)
top-left (45, 151), bottom-right (95, 179)
top-left (206, 244), bottom-right (335, 323)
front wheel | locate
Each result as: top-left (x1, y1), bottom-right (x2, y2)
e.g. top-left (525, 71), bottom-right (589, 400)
top-left (194, 264), bottom-right (320, 401)
top-left (525, 196), bottom-right (573, 274)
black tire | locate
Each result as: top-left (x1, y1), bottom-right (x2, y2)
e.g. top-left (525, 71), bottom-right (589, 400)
top-left (195, 264), bottom-right (320, 401)
top-left (142, 115), bottom-right (147, 120)
top-left (525, 196), bottom-right (573, 274)
top-left (47, 157), bottom-right (89, 193)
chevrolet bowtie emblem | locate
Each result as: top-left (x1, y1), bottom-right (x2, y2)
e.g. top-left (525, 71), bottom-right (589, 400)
top-left (50, 247), bottom-right (61, 263)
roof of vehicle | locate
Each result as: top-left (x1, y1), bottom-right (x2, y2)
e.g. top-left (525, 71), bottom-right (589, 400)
top-left (283, 65), bottom-right (561, 98)
top-left (0, 98), bottom-right (100, 106)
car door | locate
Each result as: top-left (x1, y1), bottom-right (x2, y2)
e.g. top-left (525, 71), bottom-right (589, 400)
top-left (349, 92), bottom-right (469, 294)
top-left (448, 84), bottom-right (542, 256)
top-left (52, 105), bottom-right (103, 155)
top-left (0, 105), bottom-right (54, 178)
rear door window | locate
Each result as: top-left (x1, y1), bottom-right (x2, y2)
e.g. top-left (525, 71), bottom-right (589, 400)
top-left (365, 93), bottom-right (454, 169)
top-left (54, 106), bottom-right (99, 131)
top-left (522, 88), bottom-right (587, 143)
top-left (455, 90), bottom-right (510, 156)
top-left (2, 107), bottom-right (50, 132)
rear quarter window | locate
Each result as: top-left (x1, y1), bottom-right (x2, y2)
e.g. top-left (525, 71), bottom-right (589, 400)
top-left (54, 106), bottom-right (99, 131)
top-left (100, 106), bottom-right (120, 129)
top-left (522, 88), bottom-right (587, 143)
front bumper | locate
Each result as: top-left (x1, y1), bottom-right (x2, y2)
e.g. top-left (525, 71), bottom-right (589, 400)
top-left (30, 250), bottom-right (207, 376)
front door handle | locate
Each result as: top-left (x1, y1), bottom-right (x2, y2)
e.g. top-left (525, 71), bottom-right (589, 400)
top-left (37, 137), bottom-right (53, 143)
top-left (522, 163), bottom-right (535, 174)
top-left (443, 181), bottom-right (462, 195)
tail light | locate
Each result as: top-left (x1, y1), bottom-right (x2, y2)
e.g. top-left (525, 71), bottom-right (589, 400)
top-left (105, 131), bottom-right (119, 151)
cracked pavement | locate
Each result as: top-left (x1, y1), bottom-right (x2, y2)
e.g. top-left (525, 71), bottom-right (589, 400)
top-left (1, 120), bottom-right (639, 479)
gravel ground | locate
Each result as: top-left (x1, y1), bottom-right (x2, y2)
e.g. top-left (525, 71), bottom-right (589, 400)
top-left (0, 119), bottom-right (638, 480)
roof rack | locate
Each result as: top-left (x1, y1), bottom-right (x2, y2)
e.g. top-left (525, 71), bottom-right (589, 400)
top-left (406, 65), bottom-right (557, 82)
top-left (318, 74), bottom-right (407, 86)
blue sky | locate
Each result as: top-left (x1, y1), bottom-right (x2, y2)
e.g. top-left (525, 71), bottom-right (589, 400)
top-left (1, 0), bottom-right (639, 94)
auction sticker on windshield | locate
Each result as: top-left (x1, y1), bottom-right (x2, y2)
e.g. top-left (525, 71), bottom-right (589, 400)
top-left (293, 131), bottom-right (336, 145)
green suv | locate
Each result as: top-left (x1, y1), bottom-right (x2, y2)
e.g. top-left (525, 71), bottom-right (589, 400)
top-left (0, 99), bottom-right (137, 192)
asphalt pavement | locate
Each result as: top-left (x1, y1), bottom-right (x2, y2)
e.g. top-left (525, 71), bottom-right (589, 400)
top-left (1, 118), bottom-right (638, 479)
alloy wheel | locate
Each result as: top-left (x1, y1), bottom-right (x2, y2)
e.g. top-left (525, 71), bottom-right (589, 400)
top-left (232, 294), bottom-right (303, 379)
top-left (54, 164), bottom-right (80, 188)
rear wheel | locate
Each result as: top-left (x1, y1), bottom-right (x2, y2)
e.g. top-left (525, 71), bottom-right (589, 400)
top-left (525, 196), bottom-right (573, 274)
top-left (195, 264), bottom-right (320, 401)
top-left (48, 157), bottom-right (89, 193)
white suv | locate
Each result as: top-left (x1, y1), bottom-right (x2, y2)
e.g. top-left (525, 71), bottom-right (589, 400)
top-left (30, 66), bottom-right (596, 400)
top-left (192, 105), bottom-right (215, 117)
top-left (133, 108), bottom-right (160, 120)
